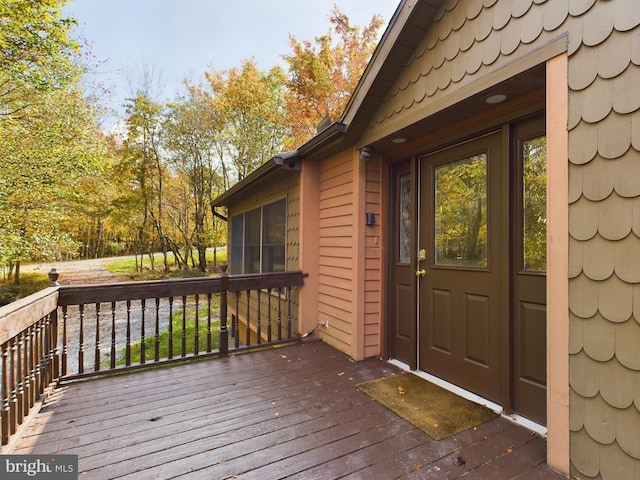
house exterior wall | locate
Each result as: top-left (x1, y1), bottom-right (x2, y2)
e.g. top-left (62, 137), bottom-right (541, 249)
top-left (364, 154), bottom-right (383, 358)
top-left (227, 175), bottom-right (300, 273)
top-left (316, 149), bottom-right (358, 356)
top-left (226, 174), bottom-right (301, 337)
top-left (355, 0), bottom-right (639, 477)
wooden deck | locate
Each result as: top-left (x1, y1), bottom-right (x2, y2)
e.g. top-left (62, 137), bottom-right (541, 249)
top-left (9, 342), bottom-right (565, 479)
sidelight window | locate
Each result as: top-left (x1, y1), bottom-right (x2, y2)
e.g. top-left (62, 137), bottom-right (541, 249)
top-left (521, 136), bottom-right (547, 271)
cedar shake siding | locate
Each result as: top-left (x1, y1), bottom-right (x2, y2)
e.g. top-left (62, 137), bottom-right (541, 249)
top-left (360, 0), bottom-right (639, 477)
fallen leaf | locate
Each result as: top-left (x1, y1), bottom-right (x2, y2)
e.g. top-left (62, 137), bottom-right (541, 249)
top-left (271, 401), bottom-right (277, 405)
top-left (433, 423), bottom-right (439, 428)
top-left (338, 372), bottom-right (345, 376)
top-left (453, 456), bottom-right (466, 466)
top-left (274, 412), bottom-right (279, 417)
top-left (348, 377), bottom-right (354, 381)
top-left (412, 465), bottom-right (420, 472)
top-left (507, 447), bottom-right (513, 454)
top-left (397, 386), bottom-right (406, 395)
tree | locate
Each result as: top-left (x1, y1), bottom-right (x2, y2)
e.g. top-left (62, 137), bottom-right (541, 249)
top-left (202, 59), bottom-right (288, 184)
top-left (0, 86), bottom-right (106, 283)
top-left (0, 0), bottom-right (79, 120)
top-left (283, 6), bottom-right (383, 147)
top-left (121, 90), bottom-right (170, 272)
top-left (164, 88), bottom-right (223, 272)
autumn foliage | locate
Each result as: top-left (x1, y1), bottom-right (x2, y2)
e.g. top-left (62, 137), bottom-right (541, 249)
top-left (0, 3), bottom-right (386, 281)
top-left (283, 7), bottom-right (383, 147)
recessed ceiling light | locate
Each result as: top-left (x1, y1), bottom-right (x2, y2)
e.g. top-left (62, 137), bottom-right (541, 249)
top-left (485, 93), bottom-right (508, 104)
top-left (392, 137), bottom-right (407, 144)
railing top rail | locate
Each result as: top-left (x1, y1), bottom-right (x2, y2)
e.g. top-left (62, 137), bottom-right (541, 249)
top-left (57, 276), bottom-right (225, 306)
top-left (57, 270), bottom-right (307, 306)
top-left (0, 287), bottom-right (59, 344)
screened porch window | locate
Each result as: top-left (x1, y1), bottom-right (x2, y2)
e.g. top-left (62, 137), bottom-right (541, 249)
top-left (230, 198), bottom-right (287, 274)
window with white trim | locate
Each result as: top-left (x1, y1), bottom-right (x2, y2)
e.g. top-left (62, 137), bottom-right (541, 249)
top-left (230, 198), bottom-right (286, 274)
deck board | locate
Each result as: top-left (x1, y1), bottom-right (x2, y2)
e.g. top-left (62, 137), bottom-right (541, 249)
top-left (10, 341), bottom-right (566, 479)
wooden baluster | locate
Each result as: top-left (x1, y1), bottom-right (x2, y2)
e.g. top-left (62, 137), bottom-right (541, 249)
top-left (277, 288), bottom-right (282, 341)
top-left (22, 330), bottom-right (31, 416)
top-left (219, 263), bottom-right (229, 356)
top-left (154, 298), bottom-right (160, 362)
top-left (256, 289), bottom-right (262, 345)
top-left (140, 298), bottom-right (146, 364)
top-left (34, 320), bottom-right (41, 394)
top-left (33, 321), bottom-right (41, 398)
top-left (234, 293), bottom-right (240, 349)
top-left (15, 333), bottom-right (24, 427)
top-left (51, 307), bottom-right (59, 381)
top-left (9, 338), bottom-right (17, 435)
top-left (24, 328), bottom-right (33, 417)
top-left (245, 291), bottom-right (251, 346)
top-left (94, 303), bottom-right (101, 372)
top-left (78, 304), bottom-right (85, 374)
top-left (287, 286), bottom-right (292, 339)
top-left (181, 296), bottom-right (187, 357)
top-left (61, 306), bottom-right (68, 377)
top-left (110, 302), bottom-right (116, 370)
top-left (206, 293), bottom-right (212, 353)
top-left (194, 294), bottom-right (200, 355)
top-left (41, 315), bottom-right (51, 388)
top-left (125, 300), bottom-right (131, 366)
top-left (2, 344), bottom-right (9, 445)
top-left (168, 297), bottom-right (174, 359)
top-left (267, 288), bottom-right (272, 342)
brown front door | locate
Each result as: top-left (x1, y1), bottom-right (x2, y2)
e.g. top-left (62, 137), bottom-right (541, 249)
top-left (417, 131), bottom-right (506, 403)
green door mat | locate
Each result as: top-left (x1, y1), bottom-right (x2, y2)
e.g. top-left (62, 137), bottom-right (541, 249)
top-left (356, 372), bottom-right (497, 440)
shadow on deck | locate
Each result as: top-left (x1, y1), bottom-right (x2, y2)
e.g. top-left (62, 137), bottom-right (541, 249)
top-left (8, 342), bottom-right (565, 479)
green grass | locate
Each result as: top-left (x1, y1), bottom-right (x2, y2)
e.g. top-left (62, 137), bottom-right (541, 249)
top-left (117, 302), bottom-right (221, 365)
top-left (0, 272), bottom-right (51, 305)
top-left (106, 249), bottom-right (227, 280)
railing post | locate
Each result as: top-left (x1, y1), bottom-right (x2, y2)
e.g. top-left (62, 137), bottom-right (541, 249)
top-left (219, 263), bottom-right (229, 357)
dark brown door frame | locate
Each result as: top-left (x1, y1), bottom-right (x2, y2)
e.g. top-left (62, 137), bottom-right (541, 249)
top-left (385, 159), bottom-right (418, 370)
top-left (384, 113), bottom-right (547, 422)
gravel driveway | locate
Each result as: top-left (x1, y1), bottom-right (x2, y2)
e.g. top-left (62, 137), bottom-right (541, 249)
top-left (22, 257), bottom-right (128, 285)
top-left (23, 257), bottom-right (191, 374)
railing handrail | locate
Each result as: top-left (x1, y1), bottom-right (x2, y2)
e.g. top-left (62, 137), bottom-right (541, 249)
top-left (56, 270), bottom-right (306, 306)
top-left (0, 287), bottom-right (59, 346)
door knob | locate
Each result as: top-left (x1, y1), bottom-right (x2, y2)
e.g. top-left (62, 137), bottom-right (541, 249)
top-left (416, 269), bottom-right (426, 277)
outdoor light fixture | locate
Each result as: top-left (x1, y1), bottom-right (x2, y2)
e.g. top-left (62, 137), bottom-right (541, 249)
top-left (366, 212), bottom-right (376, 225)
top-left (359, 146), bottom-right (372, 162)
top-left (392, 137), bottom-right (407, 144)
top-left (273, 150), bottom-right (300, 169)
top-left (485, 93), bottom-right (508, 104)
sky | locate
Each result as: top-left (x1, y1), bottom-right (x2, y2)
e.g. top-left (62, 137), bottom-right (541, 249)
top-left (62, 0), bottom-right (400, 126)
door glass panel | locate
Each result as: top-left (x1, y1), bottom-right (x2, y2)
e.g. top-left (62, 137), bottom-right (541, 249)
top-left (434, 154), bottom-right (488, 267)
top-left (522, 136), bottom-right (547, 271)
top-left (398, 174), bottom-right (411, 264)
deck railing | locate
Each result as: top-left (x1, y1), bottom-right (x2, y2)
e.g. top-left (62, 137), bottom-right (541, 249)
top-left (0, 263), bottom-right (305, 446)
